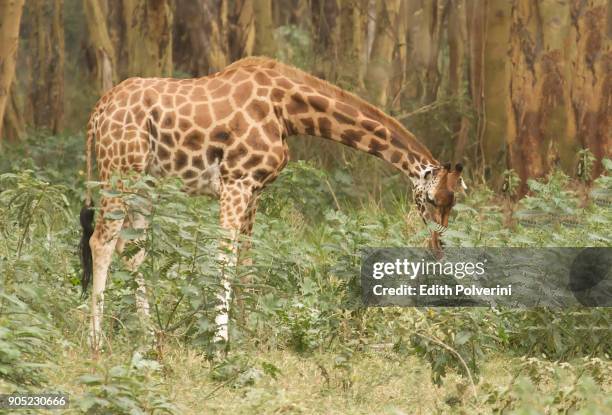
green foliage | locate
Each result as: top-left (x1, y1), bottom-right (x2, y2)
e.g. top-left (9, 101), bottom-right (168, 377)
top-left (0, 135), bottom-right (610, 412)
top-left (402, 306), bottom-right (612, 390)
top-left (481, 358), bottom-right (612, 414)
top-left (0, 170), bottom-right (71, 261)
top-left (444, 167), bottom-right (611, 247)
top-left (0, 133), bottom-right (87, 194)
top-left (523, 169), bottom-right (578, 215)
top-left (409, 309), bottom-right (491, 386)
top-left (274, 25), bottom-right (313, 70)
top-left (91, 173), bottom-right (227, 353)
top-left (502, 169), bottom-right (521, 197)
top-left (0, 291), bottom-right (56, 390)
top-left (577, 148), bottom-right (597, 182)
top-left (78, 352), bottom-right (178, 414)
top-left (501, 308), bottom-right (610, 360)
top-left (590, 158), bottom-right (612, 209)
top-left (260, 160), bottom-right (335, 219)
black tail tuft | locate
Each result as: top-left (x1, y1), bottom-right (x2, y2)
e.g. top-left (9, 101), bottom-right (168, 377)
top-left (79, 203), bottom-right (95, 297)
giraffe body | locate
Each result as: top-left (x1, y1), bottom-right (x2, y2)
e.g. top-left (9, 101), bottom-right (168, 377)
top-left (81, 57), bottom-right (464, 352)
top-left (89, 66), bottom-right (291, 197)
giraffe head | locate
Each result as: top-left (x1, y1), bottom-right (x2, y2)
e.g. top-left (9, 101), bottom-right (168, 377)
top-left (413, 163), bottom-right (466, 250)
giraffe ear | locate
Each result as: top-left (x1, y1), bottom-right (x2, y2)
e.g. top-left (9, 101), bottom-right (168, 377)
top-left (454, 164), bottom-right (467, 192)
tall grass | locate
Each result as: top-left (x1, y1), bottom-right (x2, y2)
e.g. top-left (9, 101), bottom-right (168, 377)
top-left (0, 134), bottom-right (610, 413)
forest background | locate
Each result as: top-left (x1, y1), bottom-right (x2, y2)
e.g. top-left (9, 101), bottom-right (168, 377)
top-left (1, 0), bottom-right (610, 194)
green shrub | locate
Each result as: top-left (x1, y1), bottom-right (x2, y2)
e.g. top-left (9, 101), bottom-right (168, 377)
top-left (77, 352), bottom-right (178, 414)
top-left (0, 291), bottom-right (56, 390)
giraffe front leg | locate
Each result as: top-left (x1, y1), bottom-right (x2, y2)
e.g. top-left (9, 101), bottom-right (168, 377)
top-left (214, 183), bottom-right (254, 347)
top-left (89, 200), bottom-right (124, 355)
top-left (214, 229), bottom-right (239, 345)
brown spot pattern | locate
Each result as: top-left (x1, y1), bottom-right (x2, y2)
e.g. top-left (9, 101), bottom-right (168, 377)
top-left (308, 96), bottom-right (329, 112)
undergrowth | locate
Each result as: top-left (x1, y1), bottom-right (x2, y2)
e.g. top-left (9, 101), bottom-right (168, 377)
top-left (0, 135), bottom-right (610, 414)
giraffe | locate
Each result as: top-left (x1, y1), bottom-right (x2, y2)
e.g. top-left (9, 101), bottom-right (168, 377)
top-left (79, 57), bottom-right (465, 352)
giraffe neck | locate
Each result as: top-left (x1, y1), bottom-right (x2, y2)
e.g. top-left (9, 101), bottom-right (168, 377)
top-left (265, 62), bottom-right (439, 180)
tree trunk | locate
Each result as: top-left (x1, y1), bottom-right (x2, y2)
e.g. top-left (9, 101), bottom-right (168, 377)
top-left (448, 0), bottom-right (467, 94)
top-left (288, 0), bottom-right (310, 28)
top-left (465, 0), bottom-right (488, 176)
top-left (2, 86), bottom-right (25, 141)
top-left (507, 0), bottom-right (543, 196)
top-left (253, 0), bottom-right (277, 57)
top-left (174, 0), bottom-right (229, 76)
top-left (400, 0), bottom-right (449, 106)
top-left (424, 0), bottom-right (449, 104)
top-left (105, 0), bottom-right (128, 79)
top-left (123, 0), bottom-right (173, 77)
top-left (388, 0), bottom-right (409, 111)
top-left (338, 0), bottom-right (366, 89)
top-left (365, 0), bottom-right (401, 107)
top-left (272, 0), bottom-right (302, 27)
top-left (448, 0), bottom-right (471, 163)
top-left (568, 0), bottom-right (611, 179)
top-left (479, 0), bottom-right (510, 177)
top-left (538, 0), bottom-right (571, 171)
top-left (28, 0), bottom-right (64, 134)
top-left (228, 0), bottom-right (255, 61)
top-left (365, 0), bottom-right (376, 61)
top-left (507, 0), bottom-right (566, 196)
top-left (310, 0), bottom-right (341, 80)
top-left (83, 0), bottom-right (116, 94)
top-left (0, 0), bottom-right (25, 141)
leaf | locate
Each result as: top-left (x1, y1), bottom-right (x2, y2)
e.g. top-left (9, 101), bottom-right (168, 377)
top-left (113, 271), bottom-right (132, 282)
top-left (105, 210), bottom-right (125, 220)
top-left (261, 361), bottom-right (281, 379)
top-left (120, 228), bottom-right (144, 240)
top-left (78, 374), bottom-right (104, 385)
top-left (455, 331), bottom-right (472, 346)
top-left (453, 203), bottom-right (477, 214)
top-left (77, 395), bottom-right (99, 411)
top-left (101, 189), bottom-right (123, 198)
top-left (589, 214), bottom-right (610, 225)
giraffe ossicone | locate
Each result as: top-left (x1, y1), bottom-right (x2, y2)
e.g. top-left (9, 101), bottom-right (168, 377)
top-left (79, 57), bottom-right (464, 352)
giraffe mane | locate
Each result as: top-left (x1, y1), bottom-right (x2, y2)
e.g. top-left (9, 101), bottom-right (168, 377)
top-left (226, 57), bottom-right (437, 164)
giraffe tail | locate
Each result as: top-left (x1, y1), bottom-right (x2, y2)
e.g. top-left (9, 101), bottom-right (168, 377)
top-left (79, 205), bottom-right (95, 297)
top-left (80, 114), bottom-right (96, 296)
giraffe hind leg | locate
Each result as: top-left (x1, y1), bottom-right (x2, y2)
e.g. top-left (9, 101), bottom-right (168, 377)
top-left (89, 196), bottom-right (124, 354)
top-left (116, 212), bottom-right (151, 324)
